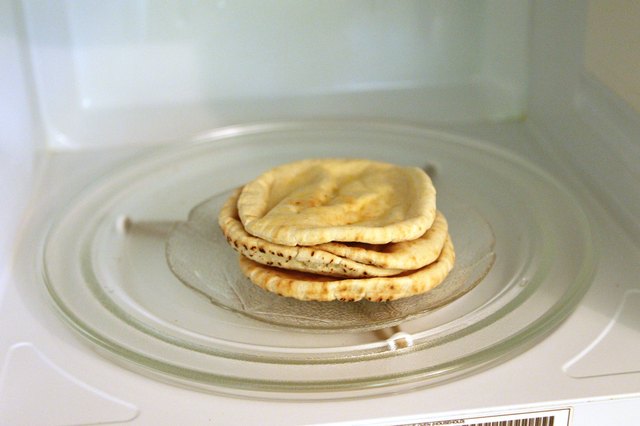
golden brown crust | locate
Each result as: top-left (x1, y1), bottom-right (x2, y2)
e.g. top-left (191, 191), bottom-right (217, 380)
top-left (218, 188), bottom-right (405, 278)
top-left (218, 158), bottom-right (454, 303)
top-left (237, 158), bottom-right (436, 246)
top-left (238, 236), bottom-right (456, 302)
top-left (314, 211), bottom-right (449, 270)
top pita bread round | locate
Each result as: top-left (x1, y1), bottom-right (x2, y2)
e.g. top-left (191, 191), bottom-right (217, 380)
top-left (238, 158), bottom-right (436, 246)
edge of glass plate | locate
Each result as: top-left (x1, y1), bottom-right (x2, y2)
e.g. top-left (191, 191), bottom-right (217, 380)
top-left (39, 120), bottom-right (598, 398)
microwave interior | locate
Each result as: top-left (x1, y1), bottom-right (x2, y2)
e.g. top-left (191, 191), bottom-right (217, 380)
top-left (1, 1), bottom-right (639, 425)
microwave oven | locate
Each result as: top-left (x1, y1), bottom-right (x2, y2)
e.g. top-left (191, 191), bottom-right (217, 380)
top-left (1, 1), bottom-right (639, 424)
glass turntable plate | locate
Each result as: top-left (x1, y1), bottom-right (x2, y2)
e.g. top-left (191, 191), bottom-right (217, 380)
top-left (42, 121), bottom-right (594, 399)
top-left (166, 190), bottom-right (494, 331)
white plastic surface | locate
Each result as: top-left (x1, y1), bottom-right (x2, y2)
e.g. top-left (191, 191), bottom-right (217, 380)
top-left (19, 0), bottom-right (529, 148)
top-left (564, 290), bottom-right (640, 378)
top-left (0, 343), bottom-right (138, 425)
top-left (528, 0), bottom-right (640, 242)
top-left (0, 0), bottom-right (39, 304)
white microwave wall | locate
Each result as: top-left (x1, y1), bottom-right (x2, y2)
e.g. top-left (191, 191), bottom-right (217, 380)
top-left (18, 0), bottom-right (529, 148)
top-left (1, 0), bottom-right (639, 255)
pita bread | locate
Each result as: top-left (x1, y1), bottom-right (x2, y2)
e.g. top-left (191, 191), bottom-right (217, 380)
top-left (218, 188), bottom-right (405, 278)
top-left (237, 158), bottom-right (436, 246)
top-left (314, 211), bottom-right (449, 270)
top-left (238, 236), bottom-right (455, 302)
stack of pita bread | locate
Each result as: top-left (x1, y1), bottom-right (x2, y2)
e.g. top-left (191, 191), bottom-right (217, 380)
top-left (218, 158), bottom-right (455, 302)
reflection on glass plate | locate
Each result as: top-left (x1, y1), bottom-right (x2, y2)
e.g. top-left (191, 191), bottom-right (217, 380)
top-left (166, 191), bottom-right (495, 331)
